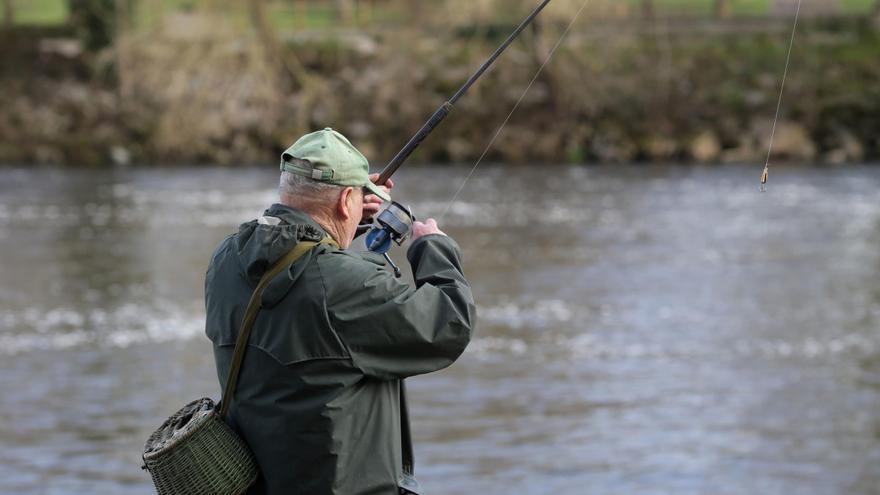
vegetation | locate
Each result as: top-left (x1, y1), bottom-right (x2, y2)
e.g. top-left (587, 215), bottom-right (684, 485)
top-left (0, 1), bottom-right (879, 166)
top-left (2, 0), bottom-right (878, 27)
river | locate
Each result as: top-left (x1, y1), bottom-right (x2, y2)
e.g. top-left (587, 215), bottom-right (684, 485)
top-left (1, 164), bottom-right (879, 494)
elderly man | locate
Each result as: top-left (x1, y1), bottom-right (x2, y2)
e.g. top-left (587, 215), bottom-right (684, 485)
top-left (205, 128), bottom-right (476, 494)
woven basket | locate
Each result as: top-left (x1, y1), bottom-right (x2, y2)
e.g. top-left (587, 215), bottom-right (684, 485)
top-left (143, 397), bottom-right (258, 495)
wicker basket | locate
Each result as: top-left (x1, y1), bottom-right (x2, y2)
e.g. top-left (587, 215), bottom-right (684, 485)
top-left (141, 242), bottom-right (331, 494)
top-left (143, 397), bottom-right (258, 495)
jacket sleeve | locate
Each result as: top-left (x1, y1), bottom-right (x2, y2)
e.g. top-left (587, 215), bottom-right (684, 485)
top-left (320, 234), bottom-right (476, 380)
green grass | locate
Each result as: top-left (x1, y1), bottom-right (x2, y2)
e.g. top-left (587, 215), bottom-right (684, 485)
top-left (623, 0), bottom-right (875, 15)
top-left (1, 0), bottom-right (875, 30)
top-left (0, 0), bottom-right (67, 25)
top-left (268, 3), bottom-right (338, 30)
top-left (841, 0), bottom-right (877, 12)
top-left (728, 0), bottom-right (771, 15)
top-left (130, 1), bottom-right (402, 32)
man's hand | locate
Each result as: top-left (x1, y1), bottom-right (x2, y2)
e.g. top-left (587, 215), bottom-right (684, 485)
top-left (362, 174), bottom-right (393, 220)
top-left (411, 218), bottom-right (446, 242)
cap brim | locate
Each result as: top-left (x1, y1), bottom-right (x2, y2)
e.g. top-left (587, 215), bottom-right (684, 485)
top-left (364, 181), bottom-right (391, 202)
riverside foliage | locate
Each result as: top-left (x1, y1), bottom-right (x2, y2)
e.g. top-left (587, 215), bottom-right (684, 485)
top-left (0, 6), bottom-right (879, 166)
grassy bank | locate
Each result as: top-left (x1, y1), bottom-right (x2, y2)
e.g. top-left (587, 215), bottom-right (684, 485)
top-left (1, 12), bottom-right (879, 166)
top-left (2, 0), bottom-right (877, 26)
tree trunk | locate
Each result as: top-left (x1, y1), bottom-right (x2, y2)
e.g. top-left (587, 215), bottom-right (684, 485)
top-left (642, 0), bottom-right (654, 19)
top-left (2, 0), bottom-right (13, 27)
top-left (116, 0), bottom-right (131, 30)
top-left (116, 0), bottom-right (133, 97)
top-left (68, 0), bottom-right (117, 51)
top-left (248, 0), bottom-right (311, 90)
top-left (148, 0), bottom-right (163, 27)
top-left (714, 0), bottom-right (731, 18)
top-left (409, 0), bottom-right (422, 23)
top-left (248, 0), bottom-right (279, 66)
top-left (336, 0), bottom-right (353, 23)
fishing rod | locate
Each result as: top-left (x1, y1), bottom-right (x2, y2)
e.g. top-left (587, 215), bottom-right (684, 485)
top-left (378, 0), bottom-right (553, 185)
top-left (362, 0), bottom-right (555, 275)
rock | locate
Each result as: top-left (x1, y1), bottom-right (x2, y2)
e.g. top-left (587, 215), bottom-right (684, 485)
top-left (721, 134), bottom-right (760, 164)
top-left (110, 146), bottom-right (131, 166)
top-left (344, 33), bottom-right (378, 57)
top-left (446, 138), bottom-right (473, 163)
top-left (644, 136), bottom-right (677, 161)
top-left (840, 132), bottom-right (865, 162)
top-left (824, 148), bottom-right (848, 165)
top-left (721, 146), bottom-right (759, 164)
top-left (38, 38), bottom-right (83, 58)
top-left (689, 131), bottom-right (721, 163)
top-left (592, 130), bottom-right (637, 163)
top-left (824, 131), bottom-right (864, 165)
top-left (765, 122), bottom-right (816, 161)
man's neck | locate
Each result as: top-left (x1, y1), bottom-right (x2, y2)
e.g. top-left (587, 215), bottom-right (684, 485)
top-left (314, 217), bottom-right (345, 247)
top-left (279, 198), bottom-right (345, 247)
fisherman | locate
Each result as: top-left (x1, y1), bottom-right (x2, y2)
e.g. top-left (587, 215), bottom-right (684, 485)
top-left (204, 128), bottom-right (476, 494)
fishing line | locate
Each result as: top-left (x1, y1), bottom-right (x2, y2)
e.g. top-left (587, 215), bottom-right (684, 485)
top-left (439, 0), bottom-right (591, 220)
top-left (760, 0), bottom-right (802, 193)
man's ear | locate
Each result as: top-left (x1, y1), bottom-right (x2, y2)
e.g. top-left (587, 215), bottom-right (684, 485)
top-left (336, 186), bottom-right (355, 220)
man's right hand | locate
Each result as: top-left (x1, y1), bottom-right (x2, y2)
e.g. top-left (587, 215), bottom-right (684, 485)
top-left (411, 218), bottom-right (446, 242)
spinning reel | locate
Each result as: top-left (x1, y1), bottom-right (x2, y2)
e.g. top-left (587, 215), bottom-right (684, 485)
top-left (364, 202), bottom-right (416, 278)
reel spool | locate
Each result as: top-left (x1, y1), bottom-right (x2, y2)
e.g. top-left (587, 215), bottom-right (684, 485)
top-left (365, 202), bottom-right (415, 277)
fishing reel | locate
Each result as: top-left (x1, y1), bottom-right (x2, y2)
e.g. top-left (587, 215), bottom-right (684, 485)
top-left (365, 201), bottom-right (416, 278)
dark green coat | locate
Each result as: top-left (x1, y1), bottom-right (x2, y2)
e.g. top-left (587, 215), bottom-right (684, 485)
top-left (205, 204), bottom-right (476, 495)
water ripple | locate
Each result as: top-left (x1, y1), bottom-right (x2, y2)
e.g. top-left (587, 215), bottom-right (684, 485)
top-left (0, 304), bottom-right (204, 355)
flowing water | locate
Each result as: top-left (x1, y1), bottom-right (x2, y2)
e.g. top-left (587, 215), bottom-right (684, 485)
top-left (1, 164), bottom-right (879, 495)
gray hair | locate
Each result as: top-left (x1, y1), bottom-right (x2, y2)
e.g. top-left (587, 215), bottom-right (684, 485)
top-left (279, 170), bottom-right (345, 205)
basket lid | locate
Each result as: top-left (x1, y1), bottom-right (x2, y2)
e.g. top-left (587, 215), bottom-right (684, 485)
top-left (144, 397), bottom-right (217, 457)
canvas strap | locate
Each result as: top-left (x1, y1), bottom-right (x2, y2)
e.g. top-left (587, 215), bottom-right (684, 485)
top-left (219, 237), bottom-right (337, 418)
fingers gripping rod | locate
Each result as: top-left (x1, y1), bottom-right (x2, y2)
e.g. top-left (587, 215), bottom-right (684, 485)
top-left (377, 0), bottom-right (554, 185)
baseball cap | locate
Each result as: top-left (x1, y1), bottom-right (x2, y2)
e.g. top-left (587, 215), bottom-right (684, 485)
top-left (280, 128), bottom-right (391, 202)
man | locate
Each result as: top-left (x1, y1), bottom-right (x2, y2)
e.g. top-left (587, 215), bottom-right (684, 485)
top-left (205, 128), bottom-right (476, 494)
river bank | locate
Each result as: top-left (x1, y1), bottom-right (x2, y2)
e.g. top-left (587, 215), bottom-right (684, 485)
top-left (1, 14), bottom-right (878, 166)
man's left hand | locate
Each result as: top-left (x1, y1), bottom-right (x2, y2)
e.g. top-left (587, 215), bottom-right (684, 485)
top-left (362, 174), bottom-right (393, 220)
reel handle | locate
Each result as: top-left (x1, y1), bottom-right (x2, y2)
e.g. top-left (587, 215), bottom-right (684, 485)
top-left (383, 254), bottom-right (402, 278)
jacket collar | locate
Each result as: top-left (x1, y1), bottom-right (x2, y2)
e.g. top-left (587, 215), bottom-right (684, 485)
top-left (234, 204), bottom-right (331, 284)
top-left (262, 203), bottom-right (328, 235)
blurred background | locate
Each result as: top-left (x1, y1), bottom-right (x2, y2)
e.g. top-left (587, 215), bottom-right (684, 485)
top-left (1, 0), bottom-right (879, 165)
top-left (1, 1), bottom-right (880, 494)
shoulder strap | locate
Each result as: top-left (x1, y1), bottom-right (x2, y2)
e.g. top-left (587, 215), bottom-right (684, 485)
top-left (219, 237), bottom-right (337, 418)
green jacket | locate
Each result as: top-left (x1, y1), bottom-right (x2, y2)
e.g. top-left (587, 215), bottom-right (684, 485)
top-left (205, 204), bottom-right (476, 495)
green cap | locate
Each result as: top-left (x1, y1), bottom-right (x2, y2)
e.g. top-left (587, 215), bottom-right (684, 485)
top-left (280, 128), bottom-right (391, 202)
